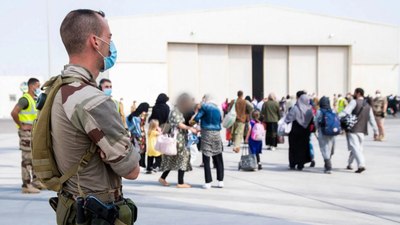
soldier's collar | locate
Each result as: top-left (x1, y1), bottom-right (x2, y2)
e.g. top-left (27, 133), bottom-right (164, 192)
top-left (62, 64), bottom-right (97, 86)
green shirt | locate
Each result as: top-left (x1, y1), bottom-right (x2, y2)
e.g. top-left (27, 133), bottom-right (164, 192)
top-left (262, 100), bottom-right (281, 123)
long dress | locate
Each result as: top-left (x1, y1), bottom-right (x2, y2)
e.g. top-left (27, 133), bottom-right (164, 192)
top-left (160, 108), bottom-right (192, 172)
top-left (288, 121), bottom-right (311, 168)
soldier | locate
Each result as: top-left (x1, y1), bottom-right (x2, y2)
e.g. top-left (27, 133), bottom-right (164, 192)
top-left (372, 90), bottom-right (388, 141)
top-left (51, 9), bottom-right (140, 223)
top-left (98, 78), bottom-right (127, 127)
top-left (11, 77), bottom-right (44, 193)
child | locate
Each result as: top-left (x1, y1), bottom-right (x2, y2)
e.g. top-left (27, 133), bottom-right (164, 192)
top-left (245, 110), bottom-right (263, 170)
top-left (146, 119), bottom-right (162, 174)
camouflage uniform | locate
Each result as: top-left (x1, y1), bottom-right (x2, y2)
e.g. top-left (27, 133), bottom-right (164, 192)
top-left (51, 65), bottom-right (140, 202)
top-left (18, 129), bottom-right (36, 186)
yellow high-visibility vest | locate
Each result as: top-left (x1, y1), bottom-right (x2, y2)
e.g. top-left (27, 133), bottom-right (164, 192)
top-left (18, 93), bottom-right (38, 127)
top-left (337, 98), bottom-right (347, 113)
top-left (113, 99), bottom-right (120, 113)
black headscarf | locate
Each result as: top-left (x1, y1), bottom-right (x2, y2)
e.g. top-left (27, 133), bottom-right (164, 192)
top-left (156, 93), bottom-right (169, 104)
top-left (128, 102), bottom-right (149, 121)
top-left (319, 96), bottom-right (331, 110)
top-left (148, 93), bottom-right (170, 125)
top-left (245, 96), bottom-right (252, 102)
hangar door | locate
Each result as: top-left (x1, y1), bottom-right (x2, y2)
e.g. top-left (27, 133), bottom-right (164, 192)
top-left (264, 46), bottom-right (348, 98)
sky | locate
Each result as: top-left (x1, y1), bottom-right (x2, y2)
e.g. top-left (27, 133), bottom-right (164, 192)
top-left (0, 0), bottom-right (399, 77)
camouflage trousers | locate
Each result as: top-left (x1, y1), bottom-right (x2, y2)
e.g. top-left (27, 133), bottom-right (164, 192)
top-left (18, 130), bottom-right (37, 187)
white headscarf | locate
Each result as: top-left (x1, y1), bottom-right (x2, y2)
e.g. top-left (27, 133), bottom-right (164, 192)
top-left (285, 94), bottom-right (313, 128)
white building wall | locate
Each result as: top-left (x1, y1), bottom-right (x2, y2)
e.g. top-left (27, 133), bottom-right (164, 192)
top-left (108, 6), bottom-right (399, 106)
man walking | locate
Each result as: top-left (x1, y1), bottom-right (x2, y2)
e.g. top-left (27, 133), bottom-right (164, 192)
top-left (230, 91), bottom-right (250, 153)
top-left (342, 88), bottom-right (378, 173)
top-left (49, 9), bottom-right (140, 224)
top-left (372, 90), bottom-right (388, 141)
top-left (11, 78), bottom-right (44, 193)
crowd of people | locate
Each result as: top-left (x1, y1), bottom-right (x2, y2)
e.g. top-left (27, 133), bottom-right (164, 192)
top-left (116, 84), bottom-right (392, 191)
top-left (8, 9), bottom-right (398, 224)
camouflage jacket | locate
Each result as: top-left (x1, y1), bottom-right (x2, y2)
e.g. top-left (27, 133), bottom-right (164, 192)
top-left (51, 64), bottom-right (140, 198)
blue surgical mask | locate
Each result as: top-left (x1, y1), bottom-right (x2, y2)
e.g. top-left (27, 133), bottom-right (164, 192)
top-left (34, 88), bottom-right (41, 96)
top-left (103, 88), bottom-right (112, 96)
top-left (96, 37), bottom-right (117, 72)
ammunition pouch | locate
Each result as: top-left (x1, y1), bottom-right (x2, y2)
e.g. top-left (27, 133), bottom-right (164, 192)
top-left (56, 194), bottom-right (76, 225)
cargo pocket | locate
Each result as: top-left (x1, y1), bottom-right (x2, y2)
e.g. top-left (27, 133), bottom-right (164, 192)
top-left (56, 194), bottom-right (76, 225)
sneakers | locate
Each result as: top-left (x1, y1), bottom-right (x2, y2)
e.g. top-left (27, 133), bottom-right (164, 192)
top-left (158, 178), bottom-right (170, 186)
top-left (355, 167), bottom-right (366, 173)
top-left (202, 183), bottom-right (211, 189)
top-left (310, 160), bottom-right (316, 167)
top-left (270, 147), bottom-right (276, 151)
top-left (217, 181), bottom-right (224, 188)
top-left (258, 163), bottom-right (263, 170)
top-left (145, 170), bottom-right (152, 174)
top-left (346, 165), bottom-right (353, 170)
top-left (176, 184), bottom-right (192, 188)
top-left (22, 184), bottom-right (40, 194)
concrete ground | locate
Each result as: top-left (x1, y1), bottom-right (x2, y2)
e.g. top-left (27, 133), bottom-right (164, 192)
top-left (0, 118), bottom-right (399, 225)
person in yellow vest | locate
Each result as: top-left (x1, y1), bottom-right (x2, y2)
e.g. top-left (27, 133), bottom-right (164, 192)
top-left (98, 78), bottom-right (127, 127)
top-left (336, 94), bottom-right (348, 113)
top-left (10, 78), bottom-right (45, 193)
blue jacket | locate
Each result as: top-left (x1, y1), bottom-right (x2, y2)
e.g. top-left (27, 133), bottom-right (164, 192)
top-left (194, 103), bottom-right (222, 131)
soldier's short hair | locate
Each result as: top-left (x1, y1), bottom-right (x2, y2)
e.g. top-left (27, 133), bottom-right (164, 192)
top-left (98, 78), bottom-right (112, 90)
top-left (60, 9), bottom-right (106, 55)
top-left (27, 78), bottom-right (39, 86)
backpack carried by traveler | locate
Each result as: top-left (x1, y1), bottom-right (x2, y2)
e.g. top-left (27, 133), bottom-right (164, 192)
top-left (250, 120), bottom-right (265, 141)
top-left (319, 109), bottom-right (341, 136)
top-left (340, 101), bottom-right (366, 132)
top-left (127, 116), bottom-right (142, 137)
top-left (32, 75), bottom-right (97, 192)
top-left (222, 99), bottom-right (237, 129)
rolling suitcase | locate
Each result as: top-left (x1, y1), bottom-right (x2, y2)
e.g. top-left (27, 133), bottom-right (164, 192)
top-left (238, 145), bottom-right (258, 171)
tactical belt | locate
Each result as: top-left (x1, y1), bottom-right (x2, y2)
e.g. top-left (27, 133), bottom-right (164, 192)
top-left (61, 188), bottom-right (122, 204)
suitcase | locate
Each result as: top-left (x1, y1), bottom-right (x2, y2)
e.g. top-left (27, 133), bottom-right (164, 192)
top-left (238, 145), bottom-right (258, 171)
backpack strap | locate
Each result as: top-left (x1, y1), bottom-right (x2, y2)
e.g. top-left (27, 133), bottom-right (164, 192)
top-left (59, 143), bottom-right (97, 197)
top-left (58, 75), bottom-right (97, 196)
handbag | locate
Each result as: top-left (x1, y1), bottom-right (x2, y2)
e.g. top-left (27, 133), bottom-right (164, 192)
top-left (340, 101), bottom-right (366, 132)
top-left (278, 117), bottom-right (292, 136)
top-left (155, 129), bottom-right (177, 156)
top-left (222, 99), bottom-right (237, 129)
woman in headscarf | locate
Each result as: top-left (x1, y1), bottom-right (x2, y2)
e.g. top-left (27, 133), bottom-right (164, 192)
top-left (193, 94), bottom-right (224, 189)
top-left (285, 94), bottom-right (314, 170)
top-left (148, 93), bottom-right (170, 126)
top-left (159, 93), bottom-right (198, 188)
top-left (315, 96), bottom-right (337, 174)
top-left (128, 102), bottom-right (150, 168)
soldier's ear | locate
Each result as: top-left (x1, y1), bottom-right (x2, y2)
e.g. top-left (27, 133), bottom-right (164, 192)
top-left (89, 35), bottom-right (100, 51)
